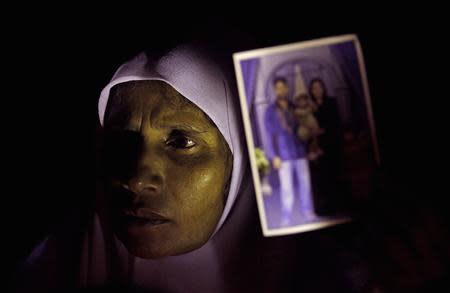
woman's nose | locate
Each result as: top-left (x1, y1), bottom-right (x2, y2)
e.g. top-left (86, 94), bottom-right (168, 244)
top-left (123, 168), bottom-right (164, 195)
top-left (119, 139), bottom-right (166, 195)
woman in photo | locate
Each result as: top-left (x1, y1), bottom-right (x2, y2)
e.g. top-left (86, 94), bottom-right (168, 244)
top-left (308, 78), bottom-right (345, 216)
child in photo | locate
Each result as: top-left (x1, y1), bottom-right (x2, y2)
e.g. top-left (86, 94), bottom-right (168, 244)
top-left (293, 93), bottom-right (324, 161)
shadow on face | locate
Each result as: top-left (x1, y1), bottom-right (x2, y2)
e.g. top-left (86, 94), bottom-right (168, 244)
top-left (102, 80), bottom-right (232, 259)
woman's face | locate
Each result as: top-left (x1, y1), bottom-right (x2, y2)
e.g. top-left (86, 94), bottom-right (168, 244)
top-left (311, 81), bottom-right (325, 100)
top-left (102, 80), bottom-right (232, 259)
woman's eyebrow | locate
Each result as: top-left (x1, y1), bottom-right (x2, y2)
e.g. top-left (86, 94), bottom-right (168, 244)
top-left (156, 123), bottom-right (209, 133)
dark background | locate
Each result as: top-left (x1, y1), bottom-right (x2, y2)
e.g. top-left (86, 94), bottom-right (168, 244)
top-left (5, 8), bottom-right (449, 290)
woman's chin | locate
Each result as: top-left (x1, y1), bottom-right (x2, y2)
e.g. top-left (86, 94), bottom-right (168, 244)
top-left (126, 243), bottom-right (172, 259)
top-left (117, 230), bottom-right (209, 259)
top-left (118, 233), bottom-right (174, 259)
top-left (123, 240), bottom-right (204, 259)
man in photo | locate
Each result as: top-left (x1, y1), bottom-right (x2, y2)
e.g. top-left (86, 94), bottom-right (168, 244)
top-left (264, 77), bottom-right (315, 226)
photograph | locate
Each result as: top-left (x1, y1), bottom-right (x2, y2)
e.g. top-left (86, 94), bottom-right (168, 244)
top-left (234, 35), bottom-right (380, 236)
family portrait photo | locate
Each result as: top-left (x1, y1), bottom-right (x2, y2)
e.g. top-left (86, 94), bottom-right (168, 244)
top-left (234, 35), bottom-right (379, 236)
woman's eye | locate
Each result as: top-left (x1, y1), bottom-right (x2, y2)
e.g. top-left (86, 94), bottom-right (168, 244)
top-left (166, 132), bottom-right (196, 149)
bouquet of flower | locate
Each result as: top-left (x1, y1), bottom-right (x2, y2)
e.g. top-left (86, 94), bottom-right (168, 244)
top-left (255, 147), bottom-right (270, 176)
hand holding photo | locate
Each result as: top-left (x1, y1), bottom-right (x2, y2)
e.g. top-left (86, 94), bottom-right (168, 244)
top-left (233, 35), bottom-right (379, 236)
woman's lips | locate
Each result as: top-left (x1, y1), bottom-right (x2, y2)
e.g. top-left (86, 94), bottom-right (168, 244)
top-left (119, 209), bottom-right (170, 226)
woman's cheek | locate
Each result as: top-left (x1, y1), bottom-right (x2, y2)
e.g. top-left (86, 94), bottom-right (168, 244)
top-left (179, 164), bottom-right (223, 201)
top-left (166, 143), bottom-right (229, 210)
top-left (165, 162), bottom-right (225, 241)
top-left (169, 157), bottom-right (226, 210)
